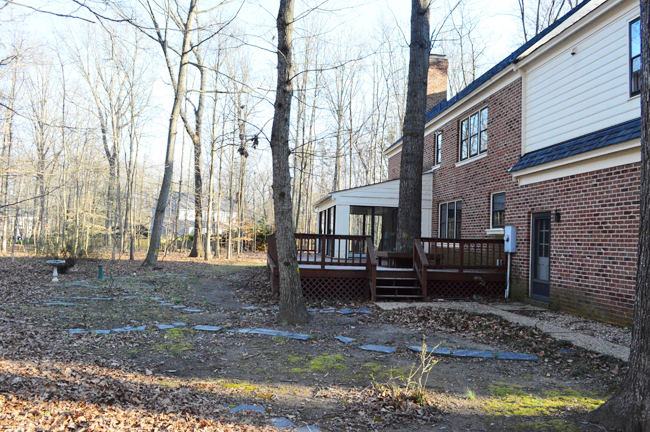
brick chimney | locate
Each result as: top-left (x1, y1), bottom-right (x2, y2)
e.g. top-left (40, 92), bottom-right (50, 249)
top-left (426, 54), bottom-right (448, 111)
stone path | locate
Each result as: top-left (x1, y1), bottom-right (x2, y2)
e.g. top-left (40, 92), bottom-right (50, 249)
top-left (377, 301), bottom-right (631, 362)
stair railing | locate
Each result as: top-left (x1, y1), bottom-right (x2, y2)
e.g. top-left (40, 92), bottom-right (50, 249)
top-left (365, 237), bottom-right (378, 301)
top-left (413, 239), bottom-right (430, 298)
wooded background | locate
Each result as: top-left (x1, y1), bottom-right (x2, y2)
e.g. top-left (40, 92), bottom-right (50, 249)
top-left (0, 0), bottom-right (576, 260)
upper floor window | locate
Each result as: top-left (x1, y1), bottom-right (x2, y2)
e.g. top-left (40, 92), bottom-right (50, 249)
top-left (491, 192), bottom-right (505, 229)
top-left (460, 107), bottom-right (488, 161)
top-left (630, 18), bottom-right (641, 96)
top-left (440, 200), bottom-right (462, 239)
top-left (434, 132), bottom-right (442, 165)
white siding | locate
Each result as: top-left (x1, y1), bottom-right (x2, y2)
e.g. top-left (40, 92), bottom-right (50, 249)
top-left (314, 175), bottom-right (434, 237)
top-left (524, 0), bottom-right (640, 154)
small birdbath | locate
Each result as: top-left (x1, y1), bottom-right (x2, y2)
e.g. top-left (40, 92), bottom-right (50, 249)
top-left (46, 260), bottom-right (66, 283)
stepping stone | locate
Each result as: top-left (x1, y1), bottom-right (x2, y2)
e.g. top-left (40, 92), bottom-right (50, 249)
top-left (46, 302), bottom-right (77, 306)
top-left (320, 309), bottom-right (335, 313)
top-left (452, 349), bottom-right (495, 359)
top-left (122, 296), bottom-right (137, 300)
top-left (112, 326), bottom-right (146, 332)
top-left (193, 325), bottom-right (221, 332)
top-left (93, 330), bottom-right (110, 334)
top-left (335, 336), bottom-right (356, 344)
top-left (171, 305), bottom-right (187, 309)
top-left (156, 324), bottom-right (175, 330)
top-left (92, 298), bottom-right (113, 301)
top-left (357, 307), bottom-right (372, 314)
top-left (160, 302), bottom-right (175, 306)
top-left (68, 329), bottom-right (88, 334)
top-left (230, 404), bottom-right (265, 413)
top-left (242, 306), bottom-right (261, 310)
top-left (112, 327), bottom-right (130, 332)
top-left (172, 322), bottom-right (186, 327)
top-left (150, 297), bottom-right (163, 301)
top-left (295, 427), bottom-right (321, 432)
top-left (307, 308), bottom-right (319, 312)
top-left (134, 325), bottom-right (146, 331)
top-left (72, 297), bottom-right (90, 300)
top-left (248, 328), bottom-right (312, 340)
top-left (359, 344), bottom-right (396, 354)
top-left (272, 307), bottom-right (280, 311)
top-left (496, 352), bottom-right (538, 361)
top-left (557, 349), bottom-right (576, 356)
top-left (337, 308), bottom-right (355, 315)
top-left (183, 308), bottom-right (203, 313)
top-left (234, 328), bottom-right (253, 333)
top-left (409, 346), bottom-right (453, 356)
top-left (269, 417), bottom-right (295, 429)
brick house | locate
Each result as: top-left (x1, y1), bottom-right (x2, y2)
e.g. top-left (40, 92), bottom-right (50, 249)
top-left (314, 0), bottom-right (641, 325)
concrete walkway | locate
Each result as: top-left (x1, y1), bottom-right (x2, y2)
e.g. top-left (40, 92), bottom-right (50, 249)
top-left (376, 301), bottom-right (630, 362)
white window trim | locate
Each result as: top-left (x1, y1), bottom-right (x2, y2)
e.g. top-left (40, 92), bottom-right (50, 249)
top-left (629, 16), bottom-right (641, 98)
top-left (458, 107), bottom-right (488, 162)
top-left (439, 199), bottom-right (462, 239)
top-left (490, 191), bottom-right (506, 230)
top-left (434, 132), bottom-right (442, 166)
top-left (455, 152), bottom-right (487, 167)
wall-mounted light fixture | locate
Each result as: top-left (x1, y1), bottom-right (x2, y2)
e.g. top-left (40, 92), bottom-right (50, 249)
top-left (554, 210), bottom-right (561, 223)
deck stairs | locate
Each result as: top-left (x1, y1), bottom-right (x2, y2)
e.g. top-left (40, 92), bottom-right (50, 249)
top-left (374, 268), bottom-right (423, 300)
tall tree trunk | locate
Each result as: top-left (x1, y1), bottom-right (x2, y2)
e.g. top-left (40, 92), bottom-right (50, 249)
top-left (143, 0), bottom-right (198, 266)
top-left (589, 3), bottom-right (650, 430)
top-left (395, 0), bottom-right (430, 254)
top-left (271, 0), bottom-right (309, 325)
top-left (187, 48), bottom-right (207, 258)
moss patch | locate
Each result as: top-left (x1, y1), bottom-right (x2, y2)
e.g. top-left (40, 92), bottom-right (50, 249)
top-left (309, 354), bottom-right (346, 372)
top-left (484, 384), bottom-right (604, 416)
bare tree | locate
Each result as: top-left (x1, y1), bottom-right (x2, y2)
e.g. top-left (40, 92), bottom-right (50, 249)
top-left (271, 0), bottom-right (309, 325)
top-left (589, 2), bottom-right (650, 429)
top-left (395, 0), bottom-right (431, 254)
top-left (516, 0), bottom-right (578, 42)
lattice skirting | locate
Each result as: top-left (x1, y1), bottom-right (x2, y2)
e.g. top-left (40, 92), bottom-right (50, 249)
top-left (302, 277), bottom-right (369, 300)
top-left (427, 279), bottom-right (504, 299)
top-left (269, 271), bottom-right (369, 300)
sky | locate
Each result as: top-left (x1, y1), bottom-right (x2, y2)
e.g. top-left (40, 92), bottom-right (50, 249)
top-left (12, 0), bottom-right (523, 168)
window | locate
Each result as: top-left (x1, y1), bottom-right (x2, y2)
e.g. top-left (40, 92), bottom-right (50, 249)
top-left (460, 107), bottom-right (488, 161)
top-left (434, 132), bottom-right (442, 165)
top-left (630, 18), bottom-right (641, 96)
top-left (491, 192), bottom-right (505, 228)
top-left (439, 200), bottom-right (462, 239)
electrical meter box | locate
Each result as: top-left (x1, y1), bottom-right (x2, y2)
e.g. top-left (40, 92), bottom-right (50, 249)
top-left (504, 226), bottom-right (517, 253)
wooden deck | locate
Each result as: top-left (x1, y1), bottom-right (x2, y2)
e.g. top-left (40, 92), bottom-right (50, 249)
top-left (267, 234), bottom-right (507, 301)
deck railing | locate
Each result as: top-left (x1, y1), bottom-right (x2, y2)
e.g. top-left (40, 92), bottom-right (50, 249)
top-left (294, 233), bottom-right (371, 267)
top-left (267, 232), bottom-right (379, 299)
top-left (418, 238), bottom-right (506, 272)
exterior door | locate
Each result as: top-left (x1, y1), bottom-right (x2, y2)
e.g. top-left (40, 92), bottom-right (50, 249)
top-left (531, 212), bottom-right (551, 302)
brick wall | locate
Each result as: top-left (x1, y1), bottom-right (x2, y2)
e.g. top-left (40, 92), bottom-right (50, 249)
top-left (508, 164), bottom-right (640, 326)
top-left (430, 78), bottom-right (523, 239)
top-left (387, 152), bottom-right (401, 180)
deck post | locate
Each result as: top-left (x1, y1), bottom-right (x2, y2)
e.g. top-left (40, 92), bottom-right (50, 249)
top-left (320, 235), bottom-right (326, 269)
top-left (459, 240), bottom-right (464, 273)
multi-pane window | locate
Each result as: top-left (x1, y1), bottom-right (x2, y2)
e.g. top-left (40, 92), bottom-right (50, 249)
top-left (435, 133), bottom-right (442, 165)
top-left (491, 192), bottom-right (505, 228)
top-left (630, 18), bottom-right (641, 96)
top-left (439, 200), bottom-right (462, 239)
top-left (459, 107), bottom-right (488, 161)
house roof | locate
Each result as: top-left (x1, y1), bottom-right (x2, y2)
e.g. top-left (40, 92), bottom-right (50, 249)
top-left (509, 118), bottom-right (641, 173)
top-left (385, 0), bottom-right (598, 153)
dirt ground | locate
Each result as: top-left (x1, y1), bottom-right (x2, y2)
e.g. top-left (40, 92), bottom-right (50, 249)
top-left (0, 252), bottom-right (627, 431)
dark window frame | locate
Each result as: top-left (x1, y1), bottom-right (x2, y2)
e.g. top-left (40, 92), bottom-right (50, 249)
top-left (630, 18), bottom-right (641, 97)
top-left (491, 192), bottom-right (505, 229)
top-left (435, 132), bottom-right (442, 165)
top-left (439, 199), bottom-right (462, 239)
top-left (459, 107), bottom-right (488, 161)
